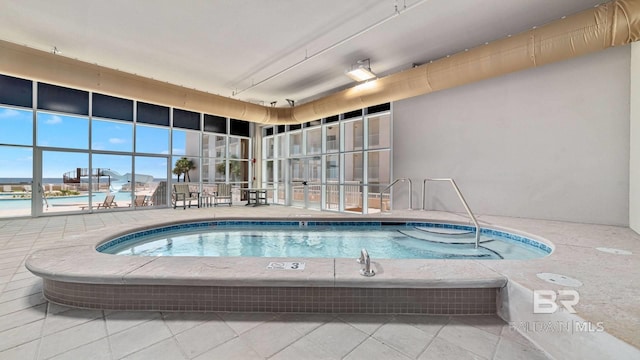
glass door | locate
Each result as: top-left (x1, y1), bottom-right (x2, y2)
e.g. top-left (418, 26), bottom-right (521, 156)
top-left (36, 150), bottom-right (90, 216)
top-left (289, 157), bottom-right (321, 209)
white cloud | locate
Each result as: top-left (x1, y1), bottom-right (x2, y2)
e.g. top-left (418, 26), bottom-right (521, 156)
top-left (0, 108), bottom-right (20, 119)
top-left (109, 138), bottom-right (126, 144)
top-left (44, 115), bottom-right (62, 125)
top-left (172, 148), bottom-right (185, 154)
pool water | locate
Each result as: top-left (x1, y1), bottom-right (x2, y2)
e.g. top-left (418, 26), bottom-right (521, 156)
top-left (100, 222), bottom-right (551, 260)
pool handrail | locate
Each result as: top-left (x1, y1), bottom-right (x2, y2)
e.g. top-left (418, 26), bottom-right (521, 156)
top-left (380, 178), bottom-right (412, 211)
top-left (357, 248), bottom-right (375, 277)
top-left (422, 178), bottom-right (480, 249)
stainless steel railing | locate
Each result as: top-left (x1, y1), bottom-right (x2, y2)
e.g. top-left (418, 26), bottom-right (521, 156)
top-left (357, 248), bottom-right (375, 277)
top-left (380, 178), bottom-right (412, 211)
top-left (422, 178), bottom-right (480, 248)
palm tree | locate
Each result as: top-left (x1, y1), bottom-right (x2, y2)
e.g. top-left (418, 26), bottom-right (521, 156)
top-left (173, 157), bottom-right (196, 182)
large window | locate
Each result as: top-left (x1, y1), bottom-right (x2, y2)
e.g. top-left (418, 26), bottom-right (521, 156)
top-left (261, 105), bottom-right (391, 213)
top-left (0, 74), bottom-right (253, 218)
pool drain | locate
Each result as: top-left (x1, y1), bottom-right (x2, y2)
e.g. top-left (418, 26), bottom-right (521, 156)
top-left (536, 273), bottom-right (583, 287)
top-left (595, 247), bottom-right (632, 255)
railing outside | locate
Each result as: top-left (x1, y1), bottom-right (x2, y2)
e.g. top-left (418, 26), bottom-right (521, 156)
top-left (379, 178), bottom-right (412, 211)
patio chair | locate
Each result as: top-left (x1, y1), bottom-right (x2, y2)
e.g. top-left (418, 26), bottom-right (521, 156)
top-left (213, 183), bottom-right (232, 206)
top-left (173, 184), bottom-right (199, 209)
top-left (81, 194), bottom-right (118, 210)
top-left (129, 194), bottom-right (149, 207)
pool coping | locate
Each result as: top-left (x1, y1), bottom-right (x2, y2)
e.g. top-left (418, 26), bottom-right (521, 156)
top-left (22, 216), bottom-right (560, 290)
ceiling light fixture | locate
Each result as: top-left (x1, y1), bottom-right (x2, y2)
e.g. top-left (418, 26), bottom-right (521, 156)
top-left (52, 46), bottom-right (61, 55)
top-left (346, 58), bottom-right (376, 82)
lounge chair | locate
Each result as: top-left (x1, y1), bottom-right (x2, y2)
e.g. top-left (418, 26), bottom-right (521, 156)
top-left (129, 194), bottom-right (149, 207)
top-left (173, 184), bottom-right (199, 209)
top-left (81, 194), bottom-right (118, 210)
top-left (213, 183), bottom-right (232, 206)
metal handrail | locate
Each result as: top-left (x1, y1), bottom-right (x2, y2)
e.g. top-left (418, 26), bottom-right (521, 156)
top-left (422, 178), bottom-right (480, 248)
top-left (357, 248), bottom-right (375, 277)
top-left (380, 178), bottom-right (412, 211)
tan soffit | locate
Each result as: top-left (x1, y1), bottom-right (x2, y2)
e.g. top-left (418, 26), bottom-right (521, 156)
top-left (0, 0), bottom-right (638, 125)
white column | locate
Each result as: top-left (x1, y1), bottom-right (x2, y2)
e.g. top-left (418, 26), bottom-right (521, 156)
top-left (630, 42), bottom-right (640, 234)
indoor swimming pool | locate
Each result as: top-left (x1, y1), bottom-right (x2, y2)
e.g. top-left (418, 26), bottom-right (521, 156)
top-left (98, 221), bottom-right (552, 260)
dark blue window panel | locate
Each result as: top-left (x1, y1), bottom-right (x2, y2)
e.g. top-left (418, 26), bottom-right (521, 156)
top-left (324, 115), bottom-right (339, 123)
top-left (305, 119), bottom-right (321, 127)
top-left (343, 109), bottom-right (362, 119)
top-left (204, 114), bottom-right (227, 133)
top-left (288, 124), bottom-right (301, 131)
top-left (38, 83), bottom-right (88, 115)
top-left (367, 103), bottom-right (390, 114)
top-left (230, 118), bottom-right (251, 137)
top-left (92, 93), bottom-right (133, 121)
top-left (173, 108), bottom-right (200, 130)
top-left (264, 127), bottom-right (274, 136)
top-left (137, 102), bottom-right (169, 126)
top-left (0, 74), bottom-right (32, 108)
top-left (276, 125), bottom-right (285, 134)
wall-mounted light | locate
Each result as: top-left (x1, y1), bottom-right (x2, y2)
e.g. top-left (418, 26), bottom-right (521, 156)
top-left (286, 99), bottom-right (295, 107)
top-left (270, 101), bottom-right (277, 107)
top-left (346, 58), bottom-right (376, 82)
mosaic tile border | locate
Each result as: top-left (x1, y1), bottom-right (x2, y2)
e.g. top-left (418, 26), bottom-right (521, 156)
top-left (43, 279), bottom-right (497, 314)
top-left (97, 220), bottom-right (552, 254)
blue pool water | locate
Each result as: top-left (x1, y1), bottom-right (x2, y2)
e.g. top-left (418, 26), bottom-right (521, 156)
top-left (0, 192), bottom-right (131, 210)
top-left (98, 221), bottom-right (552, 260)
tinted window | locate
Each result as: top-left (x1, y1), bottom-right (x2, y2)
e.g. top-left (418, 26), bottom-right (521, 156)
top-left (173, 108), bottom-right (200, 130)
top-left (92, 93), bottom-right (133, 121)
top-left (204, 114), bottom-right (227, 133)
top-left (367, 103), bottom-right (390, 114)
top-left (343, 109), bottom-right (362, 119)
top-left (38, 83), bottom-right (89, 115)
top-left (230, 119), bottom-right (250, 137)
top-left (137, 102), bottom-right (169, 126)
top-left (0, 74), bottom-right (32, 108)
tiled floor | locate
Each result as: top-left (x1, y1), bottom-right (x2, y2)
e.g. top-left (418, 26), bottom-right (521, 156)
top-left (1, 205), bottom-right (638, 359)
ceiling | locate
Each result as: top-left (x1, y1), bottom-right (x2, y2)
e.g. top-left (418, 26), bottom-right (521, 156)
top-left (0, 0), bottom-right (603, 107)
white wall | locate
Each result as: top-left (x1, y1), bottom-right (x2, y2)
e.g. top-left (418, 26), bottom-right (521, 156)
top-left (631, 42), bottom-right (640, 233)
top-left (393, 46), bottom-right (631, 225)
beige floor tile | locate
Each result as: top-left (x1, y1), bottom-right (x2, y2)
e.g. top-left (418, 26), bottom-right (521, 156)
top-left (48, 338), bottom-right (111, 360)
top-left (436, 320), bottom-right (499, 359)
top-left (122, 338), bottom-right (187, 360)
top-left (302, 319), bottom-right (369, 358)
top-left (193, 337), bottom-right (263, 360)
top-left (372, 321), bottom-right (435, 358)
top-left (239, 318), bottom-right (310, 358)
top-left (393, 314), bottom-right (450, 337)
top-left (43, 308), bottom-right (103, 336)
top-left (0, 304), bottom-right (45, 333)
top-left (39, 318), bottom-right (107, 359)
top-left (270, 336), bottom-right (341, 360)
top-left (0, 293), bottom-right (45, 317)
top-left (493, 337), bottom-right (550, 360)
top-left (0, 319), bottom-right (44, 353)
top-left (105, 311), bottom-right (161, 335)
top-left (174, 319), bottom-right (237, 358)
top-left (0, 339), bottom-right (39, 360)
top-left (108, 319), bottom-right (173, 359)
top-left (336, 314), bottom-right (394, 335)
top-left (419, 337), bottom-right (486, 360)
top-left (216, 311), bottom-right (278, 335)
top-left (344, 337), bottom-right (412, 360)
top-left (162, 311), bottom-right (222, 335)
